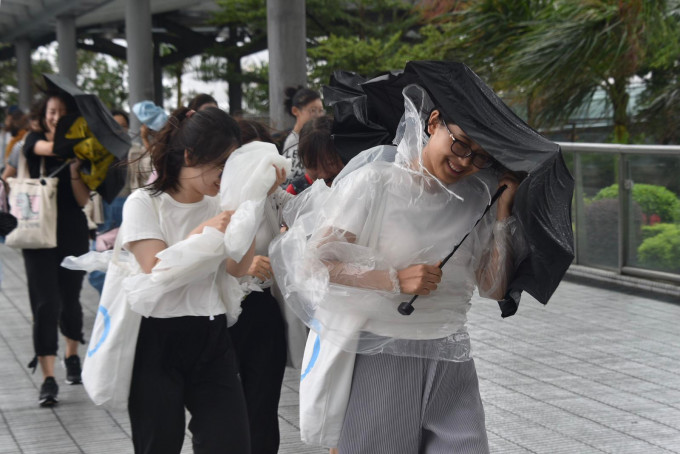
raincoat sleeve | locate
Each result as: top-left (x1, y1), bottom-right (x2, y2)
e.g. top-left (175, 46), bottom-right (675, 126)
top-left (470, 211), bottom-right (528, 301)
top-left (307, 167), bottom-right (400, 293)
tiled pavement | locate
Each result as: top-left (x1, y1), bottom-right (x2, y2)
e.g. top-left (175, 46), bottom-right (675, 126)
top-left (1, 242), bottom-right (679, 453)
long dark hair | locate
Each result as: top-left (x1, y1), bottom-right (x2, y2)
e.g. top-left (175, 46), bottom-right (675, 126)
top-left (237, 118), bottom-right (276, 145)
top-left (7, 109), bottom-right (27, 136)
top-left (37, 91), bottom-right (76, 133)
top-left (298, 115), bottom-right (343, 169)
top-left (283, 86), bottom-right (321, 117)
top-left (148, 106), bottom-right (241, 195)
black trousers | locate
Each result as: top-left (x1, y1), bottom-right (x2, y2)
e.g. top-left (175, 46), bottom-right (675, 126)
top-left (228, 288), bottom-right (287, 454)
top-left (22, 221), bottom-right (88, 356)
top-left (128, 314), bottom-right (250, 454)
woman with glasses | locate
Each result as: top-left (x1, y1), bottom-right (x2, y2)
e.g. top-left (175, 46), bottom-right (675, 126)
top-left (282, 86), bottom-right (324, 186)
top-left (271, 64), bottom-right (530, 453)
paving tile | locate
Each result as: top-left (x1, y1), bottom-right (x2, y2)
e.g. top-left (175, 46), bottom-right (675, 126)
top-left (1, 244), bottom-right (680, 453)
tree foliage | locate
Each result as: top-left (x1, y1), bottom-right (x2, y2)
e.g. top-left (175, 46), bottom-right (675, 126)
top-left (447, 0), bottom-right (680, 143)
top-left (1, 46), bottom-right (129, 116)
top-left (204, 0), bottom-right (453, 114)
top-left (76, 50), bottom-right (128, 110)
top-left (0, 52), bottom-right (53, 112)
top-left (637, 223), bottom-right (680, 272)
top-left (594, 183), bottom-right (680, 223)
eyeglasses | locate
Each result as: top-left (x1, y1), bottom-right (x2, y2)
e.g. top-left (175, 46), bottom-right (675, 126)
top-left (442, 122), bottom-right (493, 169)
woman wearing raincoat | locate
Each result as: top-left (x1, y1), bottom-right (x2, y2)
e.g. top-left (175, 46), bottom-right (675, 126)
top-left (270, 69), bottom-right (532, 452)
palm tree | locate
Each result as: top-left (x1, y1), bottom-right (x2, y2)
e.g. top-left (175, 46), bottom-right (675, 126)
top-left (450, 0), bottom-right (679, 143)
top-left (510, 0), bottom-right (679, 143)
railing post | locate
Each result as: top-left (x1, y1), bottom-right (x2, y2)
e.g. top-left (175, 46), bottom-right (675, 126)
top-left (573, 152), bottom-right (584, 265)
top-left (617, 153), bottom-right (629, 272)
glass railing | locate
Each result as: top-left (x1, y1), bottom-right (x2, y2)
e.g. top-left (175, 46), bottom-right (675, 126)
top-left (559, 142), bottom-right (680, 284)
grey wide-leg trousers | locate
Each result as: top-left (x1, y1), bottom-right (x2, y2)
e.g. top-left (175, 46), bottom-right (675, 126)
top-left (338, 353), bottom-right (489, 454)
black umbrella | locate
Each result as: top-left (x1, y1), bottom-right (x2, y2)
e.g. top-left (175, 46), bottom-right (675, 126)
top-left (44, 74), bottom-right (131, 203)
top-left (322, 70), bottom-right (391, 163)
top-left (324, 61), bottom-right (575, 317)
top-left (44, 74), bottom-right (130, 160)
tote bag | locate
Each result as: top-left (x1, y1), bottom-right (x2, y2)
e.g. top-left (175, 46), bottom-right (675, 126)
top-left (81, 234), bottom-right (142, 409)
top-left (5, 153), bottom-right (61, 249)
top-left (298, 184), bottom-right (388, 448)
top-left (299, 329), bottom-right (356, 447)
top-left (0, 177), bottom-right (18, 236)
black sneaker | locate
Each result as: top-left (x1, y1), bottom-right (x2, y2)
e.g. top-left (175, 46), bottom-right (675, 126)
top-left (64, 355), bottom-right (82, 385)
top-left (39, 377), bottom-right (59, 407)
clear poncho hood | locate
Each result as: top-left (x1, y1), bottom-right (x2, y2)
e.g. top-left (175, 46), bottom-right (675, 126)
top-left (324, 61), bottom-right (575, 314)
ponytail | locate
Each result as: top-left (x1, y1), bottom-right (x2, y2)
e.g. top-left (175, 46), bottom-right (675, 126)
top-left (147, 106), bottom-right (241, 195)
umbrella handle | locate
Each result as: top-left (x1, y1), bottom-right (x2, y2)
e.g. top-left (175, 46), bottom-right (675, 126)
top-left (398, 184), bottom-right (508, 316)
top-left (397, 296), bottom-right (417, 315)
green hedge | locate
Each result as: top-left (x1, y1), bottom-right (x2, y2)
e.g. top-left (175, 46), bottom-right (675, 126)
top-left (637, 223), bottom-right (680, 272)
top-left (594, 184), bottom-right (680, 223)
top-left (640, 223), bottom-right (678, 241)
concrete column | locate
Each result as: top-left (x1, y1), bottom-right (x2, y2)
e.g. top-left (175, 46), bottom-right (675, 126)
top-left (15, 40), bottom-right (32, 112)
top-left (267, 0), bottom-right (306, 130)
top-left (56, 15), bottom-right (78, 83)
top-left (125, 0), bottom-right (154, 137)
top-left (153, 43), bottom-right (164, 108)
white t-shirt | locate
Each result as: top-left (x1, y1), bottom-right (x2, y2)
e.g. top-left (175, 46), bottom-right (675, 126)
top-left (121, 189), bottom-right (225, 318)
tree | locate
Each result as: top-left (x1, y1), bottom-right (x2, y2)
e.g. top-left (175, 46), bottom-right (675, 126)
top-left (0, 50), bottom-right (54, 112)
top-left (450, 0), bottom-right (679, 143)
top-left (203, 0), bottom-right (448, 114)
top-left (197, 0), bottom-right (271, 114)
top-left (636, 64), bottom-right (680, 144)
top-left (76, 50), bottom-right (128, 110)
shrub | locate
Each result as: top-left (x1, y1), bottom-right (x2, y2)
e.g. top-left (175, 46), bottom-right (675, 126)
top-left (594, 184), bottom-right (680, 223)
top-left (640, 223), bottom-right (678, 241)
top-left (637, 224), bottom-right (680, 273)
top-left (583, 198), bottom-right (643, 268)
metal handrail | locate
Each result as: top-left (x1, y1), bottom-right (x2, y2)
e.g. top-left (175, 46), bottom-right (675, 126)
top-left (558, 142), bottom-right (680, 156)
top-left (557, 142), bottom-right (680, 286)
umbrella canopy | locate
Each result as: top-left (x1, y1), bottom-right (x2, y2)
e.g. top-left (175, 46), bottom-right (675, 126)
top-left (44, 73), bottom-right (130, 160)
top-left (44, 74), bottom-right (130, 203)
top-left (53, 113), bottom-right (126, 203)
top-left (324, 61), bottom-right (575, 316)
top-left (323, 70), bottom-right (391, 163)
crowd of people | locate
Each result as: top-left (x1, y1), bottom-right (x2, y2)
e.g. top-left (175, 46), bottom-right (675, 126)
top-left (0, 61), bottom-right (554, 454)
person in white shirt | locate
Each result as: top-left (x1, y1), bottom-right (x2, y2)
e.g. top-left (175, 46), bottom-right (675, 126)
top-left (121, 106), bottom-right (284, 454)
top-left (271, 79), bottom-right (526, 454)
top-left (281, 86), bottom-right (324, 186)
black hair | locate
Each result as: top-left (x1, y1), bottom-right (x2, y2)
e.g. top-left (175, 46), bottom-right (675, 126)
top-left (27, 100), bottom-right (43, 132)
top-left (298, 115), bottom-right (343, 171)
top-left (147, 106), bottom-right (241, 195)
top-left (283, 86), bottom-right (321, 117)
top-left (187, 94), bottom-right (218, 112)
top-left (237, 118), bottom-right (276, 145)
top-left (37, 91), bottom-right (76, 133)
top-left (110, 109), bottom-right (129, 128)
top-left (7, 109), bottom-right (27, 136)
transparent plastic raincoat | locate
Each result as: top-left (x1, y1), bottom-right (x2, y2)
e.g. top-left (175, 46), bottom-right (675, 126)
top-left (270, 85), bottom-right (527, 362)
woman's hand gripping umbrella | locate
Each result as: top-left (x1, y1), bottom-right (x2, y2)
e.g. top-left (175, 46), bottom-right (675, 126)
top-left (398, 183), bottom-right (508, 315)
